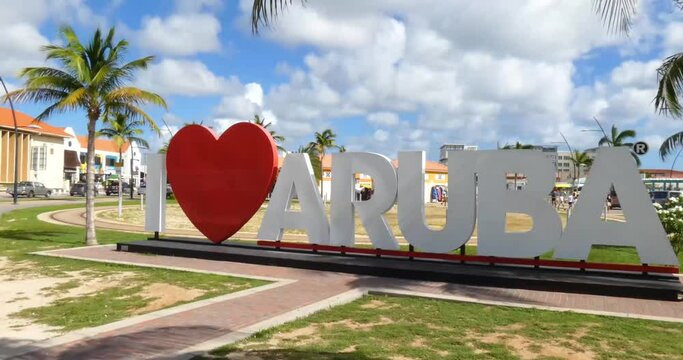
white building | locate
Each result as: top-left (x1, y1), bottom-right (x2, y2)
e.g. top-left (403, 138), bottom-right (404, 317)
top-left (64, 129), bottom-right (145, 188)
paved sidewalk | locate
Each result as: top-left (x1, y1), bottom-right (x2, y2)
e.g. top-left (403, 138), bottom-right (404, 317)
top-left (9, 245), bottom-right (683, 360)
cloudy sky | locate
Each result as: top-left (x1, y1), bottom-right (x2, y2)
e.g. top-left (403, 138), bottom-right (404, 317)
top-left (2, 0), bottom-right (683, 168)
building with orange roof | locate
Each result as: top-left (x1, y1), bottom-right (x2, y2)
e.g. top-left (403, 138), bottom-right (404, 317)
top-left (0, 107), bottom-right (70, 190)
top-left (0, 107), bottom-right (146, 193)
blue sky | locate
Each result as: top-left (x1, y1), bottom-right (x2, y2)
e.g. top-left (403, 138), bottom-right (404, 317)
top-left (2, 0), bottom-right (683, 169)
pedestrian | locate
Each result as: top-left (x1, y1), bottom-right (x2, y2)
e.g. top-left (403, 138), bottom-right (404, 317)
top-left (567, 192), bottom-right (575, 216)
top-left (551, 190), bottom-right (557, 208)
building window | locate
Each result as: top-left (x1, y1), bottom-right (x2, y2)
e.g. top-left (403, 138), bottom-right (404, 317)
top-left (436, 174), bottom-right (445, 180)
top-left (106, 156), bottom-right (117, 167)
top-left (80, 152), bottom-right (87, 164)
top-left (31, 146), bottom-right (46, 171)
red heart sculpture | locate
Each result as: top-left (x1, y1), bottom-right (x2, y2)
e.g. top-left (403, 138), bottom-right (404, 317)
top-left (166, 123), bottom-right (278, 243)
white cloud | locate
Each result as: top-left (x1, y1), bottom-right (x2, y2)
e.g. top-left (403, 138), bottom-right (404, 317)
top-left (664, 22), bottom-right (683, 53)
top-left (135, 59), bottom-right (241, 96)
top-left (373, 129), bottom-right (389, 142)
top-left (137, 13), bottom-right (221, 56)
top-left (610, 60), bottom-right (660, 88)
top-left (367, 112), bottom-right (399, 127)
top-left (0, 23), bottom-right (49, 75)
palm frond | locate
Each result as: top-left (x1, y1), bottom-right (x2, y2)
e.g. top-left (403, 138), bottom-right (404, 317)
top-left (593, 0), bottom-right (637, 35)
top-left (660, 131), bottom-right (683, 160)
top-left (655, 52), bottom-right (683, 118)
top-left (252, 0), bottom-right (305, 34)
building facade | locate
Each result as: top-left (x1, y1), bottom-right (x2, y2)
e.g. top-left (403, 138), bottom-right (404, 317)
top-left (0, 108), bottom-right (70, 190)
top-left (0, 108), bottom-right (145, 192)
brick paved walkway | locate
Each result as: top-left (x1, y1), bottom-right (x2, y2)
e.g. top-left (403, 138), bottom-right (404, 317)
top-left (9, 245), bottom-right (683, 360)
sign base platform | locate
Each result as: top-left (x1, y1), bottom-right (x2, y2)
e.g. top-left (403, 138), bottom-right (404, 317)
top-left (117, 238), bottom-right (683, 301)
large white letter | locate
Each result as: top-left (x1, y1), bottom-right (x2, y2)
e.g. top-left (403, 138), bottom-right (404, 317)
top-left (330, 152), bottom-right (399, 249)
top-left (555, 147), bottom-right (678, 265)
top-left (397, 151), bottom-right (478, 252)
top-left (477, 150), bottom-right (563, 257)
top-left (258, 154), bottom-right (330, 244)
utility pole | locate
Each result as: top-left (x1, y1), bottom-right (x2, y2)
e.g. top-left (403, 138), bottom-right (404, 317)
top-left (0, 76), bottom-right (20, 205)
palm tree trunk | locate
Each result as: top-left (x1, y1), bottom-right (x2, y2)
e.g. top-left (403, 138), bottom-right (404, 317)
top-left (320, 149), bottom-right (325, 200)
top-left (118, 150), bottom-right (123, 219)
top-left (129, 154), bottom-right (134, 200)
top-left (85, 116), bottom-right (98, 246)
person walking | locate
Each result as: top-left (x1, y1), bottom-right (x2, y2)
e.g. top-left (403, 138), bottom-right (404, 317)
top-left (567, 192), bottom-right (575, 217)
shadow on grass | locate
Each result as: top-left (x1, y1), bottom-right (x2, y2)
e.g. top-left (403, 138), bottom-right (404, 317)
top-left (194, 349), bottom-right (376, 360)
top-left (0, 229), bottom-right (75, 243)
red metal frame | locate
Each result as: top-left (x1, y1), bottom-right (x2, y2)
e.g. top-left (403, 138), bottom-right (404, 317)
top-left (256, 240), bottom-right (680, 274)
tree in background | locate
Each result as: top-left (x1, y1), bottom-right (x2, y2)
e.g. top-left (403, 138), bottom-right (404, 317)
top-left (296, 143), bottom-right (322, 182)
top-left (599, 124), bottom-right (640, 166)
top-left (6, 26), bottom-right (166, 245)
top-left (310, 129), bottom-right (340, 197)
top-left (252, 114), bottom-right (286, 152)
top-left (569, 150), bottom-right (594, 184)
top-left (99, 114), bottom-right (152, 215)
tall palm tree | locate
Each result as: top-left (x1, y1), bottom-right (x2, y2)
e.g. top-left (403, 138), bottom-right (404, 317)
top-left (252, 114), bottom-right (286, 152)
top-left (569, 150), bottom-right (594, 184)
top-left (6, 26), bottom-right (166, 245)
top-left (99, 114), bottom-right (150, 215)
top-left (310, 129), bottom-right (339, 198)
top-left (159, 141), bottom-right (169, 154)
top-left (599, 124), bottom-right (640, 166)
top-left (501, 142), bottom-right (534, 189)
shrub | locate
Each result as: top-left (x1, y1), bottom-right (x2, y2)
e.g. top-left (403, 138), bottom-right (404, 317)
top-left (654, 196), bottom-right (683, 255)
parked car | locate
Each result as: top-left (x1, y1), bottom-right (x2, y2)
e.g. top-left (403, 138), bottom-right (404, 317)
top-left (7, 181), bottom-right (51, 197)
top-left (104, 180), bottom-right (131, 196)
top-left (69, 182), bottom-right (99, 196)
top-left (137, 183), bottom-right (173, 199)
top-left (650, 190), bottom-right (682, 205)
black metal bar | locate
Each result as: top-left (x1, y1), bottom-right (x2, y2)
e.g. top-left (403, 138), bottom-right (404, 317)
top-left (408, 245), bottom-right (414, 260)
top-left (459, 245), bottom-right (466, 264)
top-left (534, 256), bottom-right (540, 269)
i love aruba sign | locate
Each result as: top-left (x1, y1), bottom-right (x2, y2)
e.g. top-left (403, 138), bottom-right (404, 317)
top-left (164, 123), bottom-right (679, 267)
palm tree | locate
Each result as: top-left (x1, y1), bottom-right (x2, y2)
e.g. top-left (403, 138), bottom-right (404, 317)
top-left (310, 129), bottom-right (340, 198)
top-left (6, 26), bottom-right (166, 245)
top-left (296, 143), bottom-right (321, 181)
top-left (594, 1), bottom-right (683, 163)
top-left (158, 141), bottom-right (169, 154)
top-left (338, 145), bottom-right (347, 153)
top-left (99, 114), bottom-right (150, 215)
top-left (501, 142), bottom-right (534, 189)
top-left (252, 114), bottom-right (286, 152)
top-left (599, 124), bottom-right (640, 166)
top-left (569, 150), bottom-right (594, 184)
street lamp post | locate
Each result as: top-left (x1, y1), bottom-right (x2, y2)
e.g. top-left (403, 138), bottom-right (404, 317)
top-left (0, 76), bottom-right (19, 205)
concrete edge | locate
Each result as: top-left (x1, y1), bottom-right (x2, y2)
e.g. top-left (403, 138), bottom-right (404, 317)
top-left (31, 245), bottom-right (291, 282)
top-left (172, 288), bottom-right (367, 360)
top-left (367, 288), bottom-right (683, 323)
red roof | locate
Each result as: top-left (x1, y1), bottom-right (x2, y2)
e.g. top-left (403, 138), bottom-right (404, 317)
top-left (640, 169), bottom-right (683, 179)
top-left (0, 107), bottom-right (70, 137)
top-left (76, 135), bottom-right (130, 153)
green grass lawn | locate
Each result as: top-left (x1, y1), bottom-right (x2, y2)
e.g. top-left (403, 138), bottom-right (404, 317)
top-left (202, 294), bottom-right (683, 360)
top-left (0, 202), bottom-right (268, 332)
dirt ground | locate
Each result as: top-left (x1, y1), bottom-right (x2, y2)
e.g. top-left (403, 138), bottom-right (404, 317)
top-left (99, 203), bottom-right (546, 237)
